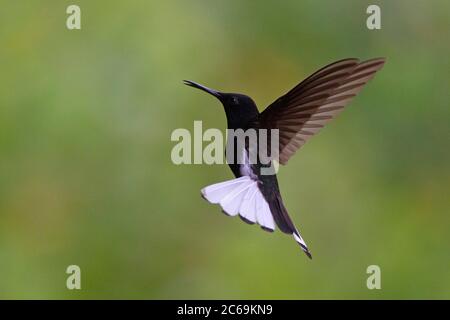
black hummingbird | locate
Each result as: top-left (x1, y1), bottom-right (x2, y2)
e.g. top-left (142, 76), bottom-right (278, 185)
top-left (184, 58), bottom-right (385, 258)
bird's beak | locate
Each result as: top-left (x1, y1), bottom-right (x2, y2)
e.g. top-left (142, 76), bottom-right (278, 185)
top-left (183, 80), bottom-right (222, 99)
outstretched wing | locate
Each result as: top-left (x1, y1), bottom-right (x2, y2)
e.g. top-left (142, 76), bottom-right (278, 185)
top-left (259, 58), bottom-right (385, 165)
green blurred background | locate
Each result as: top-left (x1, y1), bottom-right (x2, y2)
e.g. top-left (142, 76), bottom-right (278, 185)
top-left (0, 0), bottom-right (449, 299)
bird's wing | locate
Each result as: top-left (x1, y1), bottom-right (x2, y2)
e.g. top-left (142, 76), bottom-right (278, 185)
top-left (258, 58), bottom-right (385, 165)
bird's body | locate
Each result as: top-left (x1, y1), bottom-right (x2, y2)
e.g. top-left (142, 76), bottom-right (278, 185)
top-left (223, 104), bottom-right (311, 254)
top-left (184, 58), bottom-right (385, 258)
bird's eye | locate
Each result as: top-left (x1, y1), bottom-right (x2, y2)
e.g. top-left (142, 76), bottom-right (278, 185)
top-left (232, 97), bottom-right (239, 105)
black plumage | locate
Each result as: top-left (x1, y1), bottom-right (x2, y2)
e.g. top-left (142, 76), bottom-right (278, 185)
top-left (184, 58), bottom-right (385, 258)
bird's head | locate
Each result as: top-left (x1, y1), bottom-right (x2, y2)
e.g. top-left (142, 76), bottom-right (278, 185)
top-left (183, 80), bottom-right (259, 128)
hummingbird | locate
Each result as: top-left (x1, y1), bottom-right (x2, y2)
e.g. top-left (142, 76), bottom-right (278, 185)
top-left (184, 58), bottom-right (385, 258)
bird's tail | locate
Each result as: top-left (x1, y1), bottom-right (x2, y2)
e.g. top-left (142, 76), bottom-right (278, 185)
top-left (201, 176), bottom-right (276, 232)
top-left (268, 193), bottom-right (312, 259)
top-left (201, 176), bottom-right (312, 258)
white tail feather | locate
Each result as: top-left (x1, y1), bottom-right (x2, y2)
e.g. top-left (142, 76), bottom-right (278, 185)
top-left (220, 181), bottom-right (253, 216)
top-left (293, 230), bottom-right (307, 248)
top-left (239, 187), bottom-right (258, 223)
top-left (255, 191), bottom-right (275, 230)
top-left (202, 177), bottom-right (310, 256)
top-left (201, 176), bottom-right (249, 204)
top-left (201, 176), bottom-right (275, 231)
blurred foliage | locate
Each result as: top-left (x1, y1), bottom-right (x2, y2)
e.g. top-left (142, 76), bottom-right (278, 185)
top-left (0, 0), bottom-right (449, 299)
